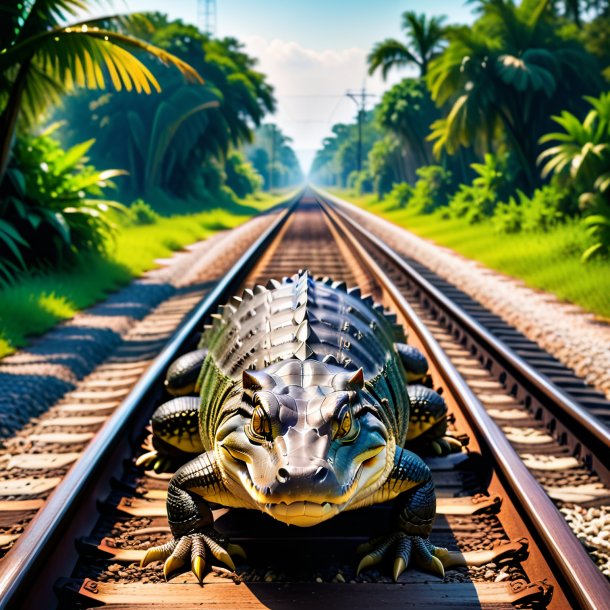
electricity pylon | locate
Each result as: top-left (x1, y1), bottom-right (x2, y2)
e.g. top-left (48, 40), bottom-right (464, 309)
top-left (198, 0), bottom-right (217, 35)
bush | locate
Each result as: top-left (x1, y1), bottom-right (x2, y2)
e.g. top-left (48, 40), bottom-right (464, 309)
top-left (225, 152), bottom-right (263, 199)
top-left (409, 165), bottom-right (454, 214)
top-left (353, 171), bottom-right (374, 195)
top-left (0, 125), bottom-right (125, 283)
top-left (388, 182), bottom-right (414, 209)
top-left (492, 183), bottom-right (569, 235)
top-left (521, 184), bottom-right (568, 232)
top-left (446, 154), bottom-right (513, 224)
top-left (492, 198), bottom-right (523, 233)
top-left (127, 200), bottom-right (160, 226)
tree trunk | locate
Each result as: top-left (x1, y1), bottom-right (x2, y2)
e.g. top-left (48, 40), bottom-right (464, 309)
top-left (0, 59), bottom-right (30, 184)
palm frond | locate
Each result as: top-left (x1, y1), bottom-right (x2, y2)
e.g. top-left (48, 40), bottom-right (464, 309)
top-left (368, 39), bottom-right (417, 79)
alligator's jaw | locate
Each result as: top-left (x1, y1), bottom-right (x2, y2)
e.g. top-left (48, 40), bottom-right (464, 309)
top-left (264, 500), bottom-right (340, 526)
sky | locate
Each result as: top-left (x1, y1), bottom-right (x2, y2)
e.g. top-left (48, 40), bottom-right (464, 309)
top-left (106, 1), bottom-right (477, 172)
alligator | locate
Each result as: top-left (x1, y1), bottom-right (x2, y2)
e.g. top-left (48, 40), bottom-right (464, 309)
top-left (139, 271), bottom-right (463, 582)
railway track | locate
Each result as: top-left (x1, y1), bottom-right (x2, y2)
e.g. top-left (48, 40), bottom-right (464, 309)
top-left (0, 189), bottom-right (608, 609)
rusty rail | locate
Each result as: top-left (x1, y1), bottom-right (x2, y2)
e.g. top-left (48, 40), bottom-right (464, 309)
top-left (318, 190), bottom-right (610, 609)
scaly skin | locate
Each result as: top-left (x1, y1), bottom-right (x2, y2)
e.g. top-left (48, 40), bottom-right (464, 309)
top-left (140, 272), bottom-right (462, 582)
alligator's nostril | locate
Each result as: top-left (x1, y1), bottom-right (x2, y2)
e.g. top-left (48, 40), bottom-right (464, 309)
top-left (277, 467), bottom-right (290, 483)
top-left (313, 466), bottom-right (329, 483)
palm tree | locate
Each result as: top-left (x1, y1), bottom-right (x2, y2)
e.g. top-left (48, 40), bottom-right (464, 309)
top-left (57, 23), bottom-right (276, 198)
top-left (0, 1), bottom-right (202, 182)
top-left (376, 78), bottom-right (438, 181)
top-left (426, 0), bottom-right (600, 190)
top-left (368, 11), bottom-right (446, 79)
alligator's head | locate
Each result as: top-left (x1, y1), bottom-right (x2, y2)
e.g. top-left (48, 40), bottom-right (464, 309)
top-left (215, 358), bottom-right (395, 526)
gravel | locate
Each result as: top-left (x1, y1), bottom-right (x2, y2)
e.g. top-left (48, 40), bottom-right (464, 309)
top-left (0, 211), bottom-right (280, 440)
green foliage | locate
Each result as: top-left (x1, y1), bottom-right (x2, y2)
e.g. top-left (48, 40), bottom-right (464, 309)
top-left (492, 198), bottom-right (524, 233)
top-left (426, 0), bottom-right (601, 190)
top-left (375, 79), bottom-right (438, 181)
top-left (539, 92), bottom-right (610, 191)
top-left (539, 92), bottom-right (610, 259)
top-left (0, 127), bottom-right (125, 282)
top-left (347, 170), bottom-right (374, 195)
top-left (521, 183), bottom-right (570, 231)
top-left (368, 136), bottom-right (402, 197)
top-left (53, 17), bottom-right (276, 202)
top-left (409, 165), bottom-right (454, 213)
top-left (446, 154), bottom-right (513, 223)
top-left (387, 183), bottom-right (414, 209)
top-left (493, 182), bottom-right (569, 233)
top-left (581, 210), bottom-right (610, 261)
top-left (126, 199), bottom-right (160, 226)
top-left (0, 4), bottom-right (201, 183)
top-left (225, 152), bottom-right (263, 198)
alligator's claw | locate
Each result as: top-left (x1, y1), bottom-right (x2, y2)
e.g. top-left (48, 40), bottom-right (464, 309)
top-left (430, 435), bottom-right (464, 456)
top-left (141, 530), bottom-right (244, 584)
top-left (357, 533), bottom-right (445, 581)
top-left (135, 449), bottom-right (176, 473)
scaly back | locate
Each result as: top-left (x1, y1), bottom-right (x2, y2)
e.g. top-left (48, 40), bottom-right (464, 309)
top-left (197, 271), bottom-right (410, 449)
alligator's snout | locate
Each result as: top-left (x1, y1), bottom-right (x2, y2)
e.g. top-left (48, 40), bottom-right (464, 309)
top-left (276, 465), bottom-right (329, 483)
top-left (268, 461), bottom-right (343, 500)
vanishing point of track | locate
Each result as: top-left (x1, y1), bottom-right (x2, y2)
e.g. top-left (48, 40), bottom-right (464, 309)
top-left (0, 189), bottom-right (608, 609)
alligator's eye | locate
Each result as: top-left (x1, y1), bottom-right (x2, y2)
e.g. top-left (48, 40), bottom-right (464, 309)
top-left (333, 409), bottom-right (352, 440)
top-left (248, 404), bottom-right (271, 441)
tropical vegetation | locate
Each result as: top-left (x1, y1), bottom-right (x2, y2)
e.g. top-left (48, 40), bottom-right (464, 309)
top-left (311, 0), bottom-right (610, 268)
top-left (0, 3), bottom-right (301, 351)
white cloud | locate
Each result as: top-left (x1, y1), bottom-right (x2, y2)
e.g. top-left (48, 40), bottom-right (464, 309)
top-left (242, 36), bottom-right (406, 173)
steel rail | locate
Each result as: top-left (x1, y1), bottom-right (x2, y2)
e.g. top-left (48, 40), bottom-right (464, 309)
top-left (317, 191), bottom-right (610, 610)
top-left (318, 188), bottom-right (610, 482)
top-left (0, 189), bottom-right (304, 610)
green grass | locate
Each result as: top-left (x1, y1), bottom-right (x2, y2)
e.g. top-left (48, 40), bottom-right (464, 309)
top-left (329, 188), bottom-right (610, 320)
top-left (0, 191), bottom-right (289, 358)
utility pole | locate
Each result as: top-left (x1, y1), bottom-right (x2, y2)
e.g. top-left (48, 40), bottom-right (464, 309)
top-left (198, 0), bottom-right (217, 35)
top-left (346, 87), bottom-right (375, 173)
top-left (269, 125), bottom-right (276, 192)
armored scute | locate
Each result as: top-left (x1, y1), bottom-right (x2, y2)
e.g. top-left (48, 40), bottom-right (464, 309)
top-left (139, 271), bottom-right (462, 582)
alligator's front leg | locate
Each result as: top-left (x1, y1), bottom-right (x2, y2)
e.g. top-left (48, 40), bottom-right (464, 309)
top-left (358, 448), bottom-right (445, 581)
top-left (141, 452), bottom-right (245, 582)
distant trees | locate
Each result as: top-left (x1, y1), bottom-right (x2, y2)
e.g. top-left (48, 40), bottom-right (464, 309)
top-left (309, 114), bottom-right (381, 188)
top-left (244, 124), bottom-right (303, 191)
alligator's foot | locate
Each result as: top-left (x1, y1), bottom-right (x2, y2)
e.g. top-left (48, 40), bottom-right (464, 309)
top-left (135, 436), bottom-right (189, 473)
top-left (429, 434), bottom-right (464, 456)
top-left (135, 448), bottom-right (174, 473)
top-left (357, 533), bottom-right (446, 581)
top-left (141, 530), bottom-right (246, 583)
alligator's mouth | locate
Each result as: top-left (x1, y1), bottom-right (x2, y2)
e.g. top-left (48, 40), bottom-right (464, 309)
top-left (220, 445), bottom-right (368, 525)
top-left (263, 500), bottom-right (339, 526)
